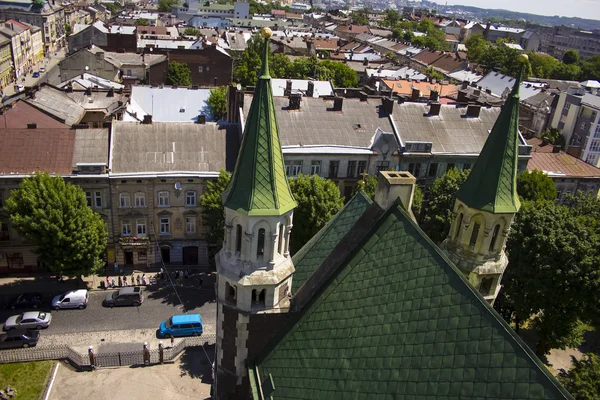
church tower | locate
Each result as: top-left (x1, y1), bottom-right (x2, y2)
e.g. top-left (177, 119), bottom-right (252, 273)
top-left (442, 55), bottom-right (527, 304)
top-left (214, 28), bottom-right (297, 398)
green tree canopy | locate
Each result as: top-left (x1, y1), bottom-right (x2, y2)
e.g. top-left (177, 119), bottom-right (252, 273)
top-left (559, 354), bottom-right (600, 400)
top-left (563, 49), bottom-right (579, 65)
top-left (158, 0), bottom-right (178, 12)
top-left (199, 170), bottom-right (231, 251)
top-left (166, 61), bottom-right (192, 86)
top-left (516, 170), bottom-right (557, 202)
top-left (289, 174), bottom-right (344, 254)
top-left (106, 1), bottom-right (121, 15)
top-left (134, 18), bottom-right (149, 26)
top-left (420, 168), bottom-right (470, 243)
top-left (349, 10), bottom-right (369, 25)
top-left (208, 86), bottom-right (227, 121)
top-left (424, 66), bottom-right (444, 82)
top-left (502, 200), bottom-right (600, 355)
top-left (183, 27), bottom-right (200, 36)
top-left (5, 173), bottom-right (107, 277)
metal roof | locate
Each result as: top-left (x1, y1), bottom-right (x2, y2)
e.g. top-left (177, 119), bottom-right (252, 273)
top-left (72, 128), bottom-right (109, 166)
top-left (270, 79), bottom-right (334, 98)
top-left (125, 86), bottom-right (213, 123)
top-left (476, 71), bottom-right (542, 100)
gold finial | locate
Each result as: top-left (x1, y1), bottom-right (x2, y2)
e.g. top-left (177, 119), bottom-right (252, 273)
top-left (519, 53), bottom-right (529, 63)
top-left (261, 27), bottom-right (272, 39)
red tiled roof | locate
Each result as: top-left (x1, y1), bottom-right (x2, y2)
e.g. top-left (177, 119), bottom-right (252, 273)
top-left (6, 19), bottom-right (29, 30)
top-left (271, 9), bottom-right (285, 15)
top-left (1, 101), bottom-right (69, 129)
top-left (391, 42), bottom-right (408, 51)
top-left (0, 128), bottom-right (76, 175)
top-left (445, 34), bottom-right (458, 41)
top-left (528, 151), bottom-right (600, 178)
top-left (431, 53), bottom-right (465, 73)
top-left (413, 50), bottom-right (444, 66)
top-left (334, 25), bottom-right (371, 35)
top-left (314, 38), bottom-right (339, 50)
top-left (527, 137), bottom-right (555, 153)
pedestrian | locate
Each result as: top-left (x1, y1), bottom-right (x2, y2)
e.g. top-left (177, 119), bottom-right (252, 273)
top-left (118, 276), bottom-right (122, 287)
top-left (106, 276), bottom-right (110, 287)
top-left (179, 270), bottom-right (183, 283)
top-left (120, 268), bottom-right (124, 275)
top-left (114, 261), bottom-right (118, 273)
top-left (131, 273), bottom-right (135, 286)
top-left (136, 275), bottom-right (141, 285)
top-left (198, 276), bottom-right (203, 288)
top-left (160, 267), bottom-right (165, 280)
top-left (184, 269), bottom-right (189, 279)
top-left (123, 276), bottom-right (128, 286)
top-left (142, 274), bottom-right (147, 285)
top-left (170, 336), bottom-right (174, 347)
top-left (111, 278), bottom-right (116, 288)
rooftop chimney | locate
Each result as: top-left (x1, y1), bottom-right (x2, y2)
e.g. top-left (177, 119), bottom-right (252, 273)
top-left (374, 171), bottom-right (417, 222)
top-left (411, 88), bottom-right (420, 101)
top-left (333, 97), bottom-right (343, 111)
top-left (427, 102), bottom-right (441, 116)
top-left (429, 90), bottom-right (439, 101)
top-left (142, 114), bottom-right (153, 124)
top-left (382, 97), bottom-right (394, 115)
top-left (197, 114), bottom-right (206, 124)
top-left (360, 92), bottom-right (368, 102)
top-left (107, 88), bottom-right (114, 97)
top-left (288, 93), bottom-right (302, 110)
top-left (85, 87), bottom-right (92, 96)
top-left (285, 79), bottom-right (292, 96)
top-left (461, 81), bottom-right (468, 90)
top-left (465, 104), bottom-right (481, 118)
top-left (307, 80), bottom-right (314, 97)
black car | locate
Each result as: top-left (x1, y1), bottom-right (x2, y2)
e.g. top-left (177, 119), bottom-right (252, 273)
top-left (6, 293), bottom-right (43, 310)
top-left (0, 329), bottom-right (40, 349)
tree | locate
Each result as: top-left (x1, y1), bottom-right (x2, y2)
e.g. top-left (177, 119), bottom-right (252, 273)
top-left (563, 49), bottom-right (579, 65)
top-left (65, 24), bottom-right (71, 36)
top-left (167, 61), bottom-right (192, 86)
top-left (527, 51), bottom-right (560, 79)
top-left (553, 62), bottom-right (581, 80)
top-left (383, 9), bottom-right (400, 27)
top-left (319, 60), bottom-right (359, 87)
top-left (199, 170), bottom-right (231, 251)
top-left (420, 168), bottom-right (470, 243)
top-left (559, 354), bottom-right (600, 400)
top-left (540, 127), bottom-right (565, 147)
top-left (5, 173), bottom-right (107, 277)
top-left (349, 10), bottom-right (369, 25)
top-left (424, 66), bottom-right (444, 82)
top-left (134, 18), bottom-right (149, 26)
top-left (580, 55), bottom-right (600, 81)
top-left (503, 201), bottom-right (600, 356)
top-left (233, 34), bottom-right (264, 87)
top-left (208, 86), bottom-right (227, 121)
top-left (516, 170), bottom-right (556, 202)
top-left (158, 0), bottom-right (178, 12)
top-left (183, 27), bottom-right (200, 36)
top-left (106, 1), bottom-right (121, 15)
top-left (289, 174), bottom-right (344, 254)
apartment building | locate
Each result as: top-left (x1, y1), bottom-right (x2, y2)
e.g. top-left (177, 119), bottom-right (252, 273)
top-left (0, 35), bottom-right (12, 89)
top-left (538, 25), bottom-right (600, 60)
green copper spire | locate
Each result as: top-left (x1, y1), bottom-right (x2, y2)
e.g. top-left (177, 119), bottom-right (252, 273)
top-left (223, 28), bottom-right (297, 217)
top-left (456, 55), bottom-right (529, 214)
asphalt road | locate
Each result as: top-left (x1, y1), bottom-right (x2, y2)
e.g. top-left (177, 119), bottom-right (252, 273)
top-left (0, 282), bottom-right (216, 335)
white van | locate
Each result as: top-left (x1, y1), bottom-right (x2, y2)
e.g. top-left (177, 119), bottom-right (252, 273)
top-left (51, 289), bottom-right (88, 310)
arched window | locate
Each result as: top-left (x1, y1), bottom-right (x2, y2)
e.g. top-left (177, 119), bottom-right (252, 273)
top-left (236, 224), bottom-right (242, 253)
top-left (258, 289), bottom-right (266, 305)
top-left (469, 222), bottom-right (480, 250)
top-left (489, 224), bottom-right (501, 252)
top-left (454, 213), bottom-right (463, 240)
top-left (479, 277), bottom-right (494, 295)
top-left (225, 282), bottom-right (237, 305)
top-left (257, 228), bottom-right (265, 258)
top-left (278, 224), bottom-right (284, 254)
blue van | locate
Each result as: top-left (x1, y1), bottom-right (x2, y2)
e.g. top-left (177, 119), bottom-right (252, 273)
top-left (159, 314), bottom-right (203, 338)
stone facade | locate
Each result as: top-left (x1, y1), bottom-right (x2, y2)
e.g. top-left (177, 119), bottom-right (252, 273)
top-left (0, 38), bottom-right (12, 89)
top-left (0, 3), bottom-right (65, 53)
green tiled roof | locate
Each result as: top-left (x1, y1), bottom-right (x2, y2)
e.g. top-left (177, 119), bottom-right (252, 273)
top-left (291, 191), bottom-right (372, 293)
top-left (223, 35), bottom-right (297, 216)
top-left (250, 201), bottom-right (571, 399)
top-left (456, 64), bottom-right (524, 214)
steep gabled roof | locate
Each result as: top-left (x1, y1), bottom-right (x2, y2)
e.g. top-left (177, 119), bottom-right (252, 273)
top-left (291, 191), bottom-right (372, 293)
top-left (223, 31), bottom-right (297, 216)
top-left (249, 200), bottom-right (572, 400)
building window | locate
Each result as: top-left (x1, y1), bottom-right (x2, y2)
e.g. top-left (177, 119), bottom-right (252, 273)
top-left (428, 163), bottom-right (438, 177)
top-left (85, 191), bottom-right (92, 207)
top-left (285, 161), bottom-right (291, 176)
top-left (122, 220), bottom-right (132, 236)
top-left (185, 191), bottom-right (196, 206)
top-left (469, 222), bottom-right (480, 250)
top-left (135, 192), bottom-right (146, 207)
top-left (291, 161), bottom-right (302, 176)
top-left (347, 160), bottom-right (356, 177)
top-left (198, 66), bottom-right (203, 73)
top-left (278, 224), bottom-right (284, 254)
top-left (408, 162), bottom-right (421, 177)
top-left (186, 217), bottom-right (196, 234)
top-left (329, 161), bottom-right (339, 178)
top-left (479, 277), bottom-right (494, 296)
top-left (120, 193), bottom-right (131, 208)
top-left (160, 218), bottom-right (170, 234)
top-left (463, 163), bottom-right (472, 171)
top-left (446, 163), bottom-right (455, 172)
top-left (225, 282), bottom-right (237, 304)
top-left (94, 191), bottom-right (102, 208)
top-left (489, 224), bottom-right (501, 252)
top-left (454, 213), bottom-right (463, 240)
top-left (594, 124), bottom-right (600, 138)
top-left (376, 161), bottom-right (390, 173)
top-left (236, 224), bottom-right (242, 253)
top-left (0, 222), bottom-right (9, 241)
top-left (138, 250), bottom-right (147, 261)
top-left (357, 161), bottom-right (367, 175)
top-left (158, 191), bottom-right (170, 207)
top-left (310, 161), bottom-right (321, 175)
top-left (257, 228), bottom-right (265, 258)
top-left (136, 219), bottom-right (146, 236)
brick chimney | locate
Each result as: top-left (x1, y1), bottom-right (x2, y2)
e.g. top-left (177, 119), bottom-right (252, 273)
top-left (465, 104), bottom-right (481, 118)
top-left (333, 97), bottom-right (343, 111)
top-left (382, 97), bottom-right (394, 115)
top-left (142, 115), bottom-right (153, 124)
top-left (197, 114), bottom-right (206, 124)
top-left (427, 102), bottom-right (441, 116)
top-left (288, 93), bottom-right (301, 110)
top-left (307, 80), bottom-right (314, 97)
top-left (411, 88), bottom-right (420, 101)
top-left (374, 171), bottom-right (417, 221)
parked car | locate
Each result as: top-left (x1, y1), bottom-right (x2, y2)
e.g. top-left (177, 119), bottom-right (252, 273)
top-left (6, 293), bottom-right (43, 310)
top-left (3, 311), bottom-right (51, 330)
top-left (51, 289), bottom-right (88, 310)
top-left (158, 314), bottom-right (203, 338)
top-left (32, 72), bottom-right (39, 78)
top-left (0, 329), bottom-right (40, 349)
top-left (15, 84), bottom-right (24, 92)
top-left (39, 67), bottom-right (45, 73)
top-left (103, 287), bottom-right (143, 308)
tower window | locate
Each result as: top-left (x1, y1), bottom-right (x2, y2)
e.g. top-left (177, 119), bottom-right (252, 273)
top-left (236, 224), bottom-right (242, 253)
top-left (257, 228), bottom-right (265, 258)
top-left (469, 222), bottom-right (480, 250)
top-left (454, 213), bottom-right (463, 240)
top-left (479, 277), bottom-right (494, 296)
top-left (226, 282), bottom-right (237, 305)
top-left (278, 224), bottom-right (284, 255)
top-left (489, 224), bottom-right (501, 252)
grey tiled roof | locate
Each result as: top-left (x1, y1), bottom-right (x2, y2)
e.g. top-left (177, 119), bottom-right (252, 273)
top-left (25, 88), bottom-right (85, 126)
top-left (392, 103), bottom-right (501, 154)
top-left (73, 128), bottom-right (109, 166)
top-left (110, 121), bottom-right (228, 174)
top-left (242, 95), bottom-right (395, 149)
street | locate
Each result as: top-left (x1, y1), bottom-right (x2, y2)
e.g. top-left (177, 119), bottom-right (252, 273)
top-left (0, 276), bottom-right (216, 338)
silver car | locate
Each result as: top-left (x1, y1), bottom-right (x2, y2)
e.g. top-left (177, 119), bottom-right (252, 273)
top-left (3, 311), bottom-right (52, 331)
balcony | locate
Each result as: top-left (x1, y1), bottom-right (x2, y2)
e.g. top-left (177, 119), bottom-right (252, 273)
top-left (119, 236), bottom-right (150, 248)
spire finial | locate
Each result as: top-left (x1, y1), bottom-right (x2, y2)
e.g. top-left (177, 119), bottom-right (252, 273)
top-left (511, 53), bottom-right (529, 97)
top-left (259, 28), bottom-right (272, 79)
